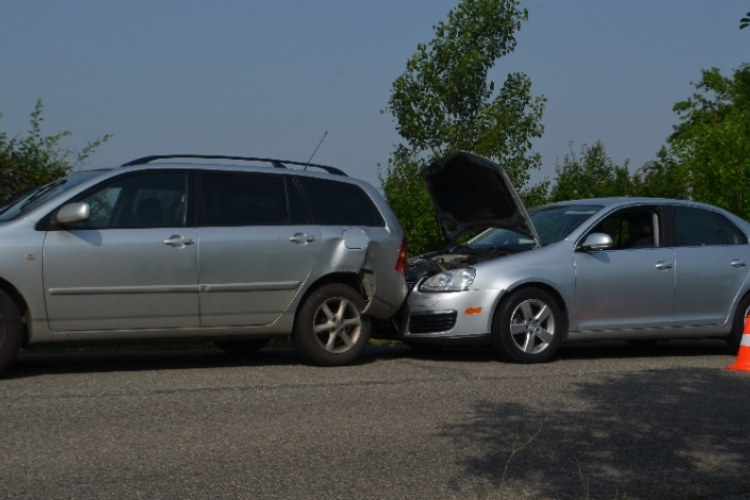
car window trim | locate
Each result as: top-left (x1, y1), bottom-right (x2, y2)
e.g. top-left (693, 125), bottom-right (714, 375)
top-left (41, 169), bottom-right (194, 231)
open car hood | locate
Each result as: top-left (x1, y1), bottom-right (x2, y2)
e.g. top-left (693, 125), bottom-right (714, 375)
top-left (420, 152), bottom-right (541, 247)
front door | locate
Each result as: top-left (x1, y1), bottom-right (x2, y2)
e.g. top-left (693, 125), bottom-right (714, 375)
top-left (43, 171), bottom-right (199, 331)
top-left (574, 207), bottom-right (675, 331)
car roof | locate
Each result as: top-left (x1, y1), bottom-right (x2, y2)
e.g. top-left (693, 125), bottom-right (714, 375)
top-left (541, 197), bottom-right (726, 211)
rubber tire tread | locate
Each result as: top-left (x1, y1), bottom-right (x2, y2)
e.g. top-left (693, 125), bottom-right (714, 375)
top-left (293, 283), bottom-right (370, 366)
top-left (491, 287), bottom-right (565, 364)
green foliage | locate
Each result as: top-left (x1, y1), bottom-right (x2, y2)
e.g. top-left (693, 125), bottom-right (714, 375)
top-left (545, 66), bottom-right (750, 207)
top-left (549, 141), bottom-right (635, 202)
top-left (378, 147), bottom-right (442, 255)
top-left (0, 99), bottom-right (112, 201)
top-left (631, 147), bottom-right (689, 200)
top-left (381, 0), bottom-right (546, 255)
top-left (667, 64), bottom-right (750, 219)
top-left (544, 139), bottom-right (691, 204)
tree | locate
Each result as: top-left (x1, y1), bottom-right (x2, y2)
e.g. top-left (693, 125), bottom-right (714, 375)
top-left (381, 0), bottom-right (546, 255)
top-left (548, 141), bottom-right (634, 202)
top-left (0, 99), bottom-right (112, 201)
top-left (667, 64), bottom-right (750, 219)
top-left (631, 147), bottom-right (689, 200)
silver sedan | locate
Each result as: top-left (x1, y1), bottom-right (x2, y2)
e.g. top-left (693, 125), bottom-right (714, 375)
top-left (381, 152), bottom-right (750, 363)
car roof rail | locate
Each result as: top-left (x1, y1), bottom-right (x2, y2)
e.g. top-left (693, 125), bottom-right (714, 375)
top-left (121, 154), bottom-right (348, 176)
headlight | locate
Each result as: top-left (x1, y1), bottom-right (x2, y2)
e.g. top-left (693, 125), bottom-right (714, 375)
top-left (420, 268), bottom-right (476, 292)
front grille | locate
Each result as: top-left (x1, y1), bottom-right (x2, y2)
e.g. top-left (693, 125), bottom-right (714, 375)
top-left (409, 312), bottom-right (457, 334)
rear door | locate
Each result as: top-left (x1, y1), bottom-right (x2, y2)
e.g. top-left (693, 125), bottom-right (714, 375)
top-left (196, 172), bottom-right (321, 327)
top-left (671, 205), bottom-right (750, 326)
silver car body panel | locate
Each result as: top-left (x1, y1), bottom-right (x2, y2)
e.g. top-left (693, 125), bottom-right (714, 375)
top-left (402, 196), bottom-right (750, 344)
top-left (43, 226), bottom-right (200, 331)
top-left (0, 163), bottom-right (406, 346)
top-left (197, 224), bottom-right (322, 327)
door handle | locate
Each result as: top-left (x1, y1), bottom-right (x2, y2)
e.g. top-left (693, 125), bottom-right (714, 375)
top-left (162, 235), bottom-right (195, 248)
top-left (288, 233), bottom-right (316, 245)
top-left (654, 261), bottom-right (673, 270)
top-left (732, 259), bottom-right (747, 268)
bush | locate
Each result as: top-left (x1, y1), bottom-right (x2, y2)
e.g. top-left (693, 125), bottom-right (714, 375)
top-left (0, 99), bottom-right (112, 201)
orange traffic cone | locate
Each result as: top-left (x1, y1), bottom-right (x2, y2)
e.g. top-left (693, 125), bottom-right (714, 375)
top-left (726, 315), bottom-right (750, 372)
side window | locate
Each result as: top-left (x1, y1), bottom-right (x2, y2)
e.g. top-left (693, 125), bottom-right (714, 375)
top-left (589, 208), bottom-right (659, 249)
top-left (67, 172), bottom-right (188, 229)
top-left (200, 173), bottom-right (311, 226)
top-left (713, 213), bottom-right (748, 245)
top-left (297, 177), bottom-right (384, 226)
top-left (673, 206), bottom-right (747, 246)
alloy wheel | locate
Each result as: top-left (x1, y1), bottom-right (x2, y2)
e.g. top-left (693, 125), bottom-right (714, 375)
top-left (508, 298), bottom-right (556, 354)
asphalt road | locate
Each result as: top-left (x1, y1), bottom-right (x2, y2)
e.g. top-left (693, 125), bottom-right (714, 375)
top-left (1, 341), bottom-right (749, 500)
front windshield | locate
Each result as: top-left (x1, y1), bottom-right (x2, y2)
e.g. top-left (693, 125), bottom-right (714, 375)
top-left (468, 204), bottom-right (604, 250)
top-left (0, 170), bottom-right (107, 222)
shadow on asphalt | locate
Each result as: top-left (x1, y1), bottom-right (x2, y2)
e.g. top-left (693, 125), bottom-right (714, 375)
top-left (436, 363), bottom-right (750, 499)
top-left (367, 338), bottom-right (733, 363)
top-left (6, 339), bottom-right (734, 379)
top-left (6, 347), bottom-right (303, 379)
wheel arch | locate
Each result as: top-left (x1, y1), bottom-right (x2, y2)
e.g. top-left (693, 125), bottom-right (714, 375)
top-left (0, 277), bottom-right (29, 346)
top-left (495, 281), bottom-right (570, 340)
top-left (0, 278), bottom-right (28, 317)
top-left (292, 272), bottom-right (364, 333)
top-left (730, 288), bottom-right (750, 324)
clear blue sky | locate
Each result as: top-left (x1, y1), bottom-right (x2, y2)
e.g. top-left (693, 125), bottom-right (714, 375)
top-left (1, 1), bottom-right (747, 188)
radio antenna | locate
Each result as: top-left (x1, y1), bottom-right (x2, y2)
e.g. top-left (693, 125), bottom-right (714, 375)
top-left (306, 131), bottom-right (328, 167)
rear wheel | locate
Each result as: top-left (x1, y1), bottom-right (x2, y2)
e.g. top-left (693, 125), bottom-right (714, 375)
top-left (0, 290), bottom-right (23, 376)
top-left (491, 288), bottom-right (565, 364)
top-left (214, 338), bottom-right (269, 356)
top-left (727, 295), bottom-right (750, 353)
top-left (293, 283), bottom-right (370, 366)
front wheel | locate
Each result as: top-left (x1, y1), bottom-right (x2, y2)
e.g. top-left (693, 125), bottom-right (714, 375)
top-left (491, 288), bottom-right (565, 364)
top-left (293, 283), bottom-right (370, 366)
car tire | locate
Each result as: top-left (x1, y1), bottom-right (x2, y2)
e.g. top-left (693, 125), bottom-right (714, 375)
top-left (727, 294), bottom-right (750, 353)
top-left (293, 283), bottom-right (370, 366)
top-left (0, 290), bottom-right (23, 376)
top-left (491, 288), bottom-right (565, 364)
top-left (214, 338), bottom-right (270, 356)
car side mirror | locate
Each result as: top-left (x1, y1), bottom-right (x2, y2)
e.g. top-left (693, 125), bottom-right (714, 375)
top-left (578, 232), bottom-right (613, 252)
top-left (56, 202), bottom-right (91, 225)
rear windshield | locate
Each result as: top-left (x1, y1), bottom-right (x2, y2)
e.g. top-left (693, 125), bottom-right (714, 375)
top-left (0, 170), bottom-right (106, 222)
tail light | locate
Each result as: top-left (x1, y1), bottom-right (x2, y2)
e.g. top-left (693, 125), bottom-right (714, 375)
top-left (395, 236), bottom-right (407, 274)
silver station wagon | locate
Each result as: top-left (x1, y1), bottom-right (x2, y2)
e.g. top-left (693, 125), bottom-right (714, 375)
top-left (0, 155), bottom-right (408, 374)
top-left (374, 152), bottom-right (750, 362)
